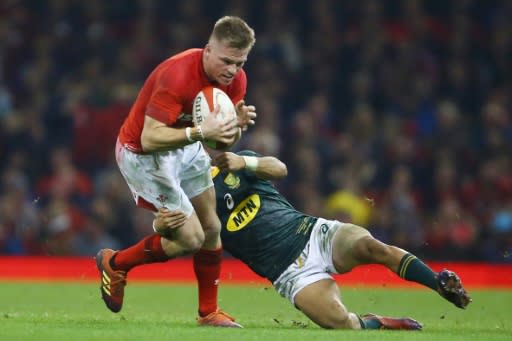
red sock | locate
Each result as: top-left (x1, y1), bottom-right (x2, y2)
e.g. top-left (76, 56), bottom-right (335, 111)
top-left (194, 248), bottom-right (222, 317)
top-left (111, 233), bottom-right (169, 272)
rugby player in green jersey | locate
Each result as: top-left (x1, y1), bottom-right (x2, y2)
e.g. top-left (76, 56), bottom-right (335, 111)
top-left (154, 150), bottom-right (472, 330)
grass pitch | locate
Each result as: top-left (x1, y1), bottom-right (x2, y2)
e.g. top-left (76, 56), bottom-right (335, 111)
top-left (0, 281), bottom-right (510, 341)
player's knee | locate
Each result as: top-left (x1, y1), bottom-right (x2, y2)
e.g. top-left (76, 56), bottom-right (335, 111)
top-left (180, 230), bottom-right (205, 254)
top-left (202, 220), bottom-right (221, 238)
top-left (204, 215), bottom-right (221, 232)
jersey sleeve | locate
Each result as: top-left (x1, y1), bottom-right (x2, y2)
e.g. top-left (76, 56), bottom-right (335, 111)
top-left (237, 150), bottom-right (260, 157)
top-left (146, 88), bottom-right (183, 125)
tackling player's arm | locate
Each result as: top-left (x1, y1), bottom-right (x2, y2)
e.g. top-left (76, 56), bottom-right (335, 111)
top-left (152, 207), bottom-right (187, 237)
top-left (213, 152), bottom-right (287, 180)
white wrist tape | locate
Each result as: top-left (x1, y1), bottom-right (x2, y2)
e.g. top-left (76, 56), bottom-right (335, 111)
top-left (242, 156), bottom-right (258, 172)
top-left (152, 219), bottom-right (159, 233)
top-left (185, 127), bottom-right (194, 142)
top-left (196, 125), bottom-right (204, 141)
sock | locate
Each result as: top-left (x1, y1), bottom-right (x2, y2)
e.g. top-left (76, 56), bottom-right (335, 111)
top-left (194, 248), bottom-right (222, 317)
top-left (358, 315), bottom-right (381, 329)
top-left (110, 233), bottom-right (169, 272)
top-left (396, 253), bottom-right (437, 290)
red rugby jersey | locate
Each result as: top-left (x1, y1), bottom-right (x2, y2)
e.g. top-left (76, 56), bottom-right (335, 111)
top-left (118, 48), bottom-right (246, 153)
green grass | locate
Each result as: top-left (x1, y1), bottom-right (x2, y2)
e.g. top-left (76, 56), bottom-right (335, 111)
top-left (0, 281), bottom-right (510, 341)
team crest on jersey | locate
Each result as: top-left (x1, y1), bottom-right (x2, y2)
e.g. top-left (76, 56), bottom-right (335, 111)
top-left (224, 172), bottom-right (240, 189)
top-left (226, 194), bottom-right (260, 232)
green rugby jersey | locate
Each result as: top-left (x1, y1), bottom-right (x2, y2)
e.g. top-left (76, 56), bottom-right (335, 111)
top-left (213, 150), bottom-right (317, 282)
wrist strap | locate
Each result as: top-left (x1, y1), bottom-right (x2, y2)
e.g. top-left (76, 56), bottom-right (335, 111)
top-left (242, 156), bottom-right (258, 172)
top-left (152, 219), bottom-right (159, 233)
top-left (196, 126), bottom-right (204, 141)
top-left (185, 126), bottom-right (204, 142)
top-left (185, 127), bottom-right (194, 142)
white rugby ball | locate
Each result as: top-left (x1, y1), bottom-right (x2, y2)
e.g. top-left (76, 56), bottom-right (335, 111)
top-left (192, 86), bottom-right (239, 150)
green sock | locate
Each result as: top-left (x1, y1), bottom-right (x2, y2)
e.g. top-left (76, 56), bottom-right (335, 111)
top-left (397, 253), bottom-right (437, 291)
top-left (358, 316), bottom-right (381, 329)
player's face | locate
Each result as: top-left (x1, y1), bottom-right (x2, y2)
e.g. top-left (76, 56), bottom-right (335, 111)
top-left (203, 39), bottom-right (250, 85)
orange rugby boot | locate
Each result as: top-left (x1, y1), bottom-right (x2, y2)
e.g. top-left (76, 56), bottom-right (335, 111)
top-left (95, 249), bottom-right (127, 313)
top-left (197, 309), bottom-right (243, 328)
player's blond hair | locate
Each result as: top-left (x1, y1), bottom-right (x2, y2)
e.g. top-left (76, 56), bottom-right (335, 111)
top-left (210, 16), bottom-right (256, 50)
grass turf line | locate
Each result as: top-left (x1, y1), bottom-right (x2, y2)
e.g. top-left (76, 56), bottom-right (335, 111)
top-left (0, 282), bottom-right (510, 341)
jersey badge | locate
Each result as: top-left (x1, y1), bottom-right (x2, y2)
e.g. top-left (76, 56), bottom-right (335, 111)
top-left (224, 172), bottom-right (240, 189)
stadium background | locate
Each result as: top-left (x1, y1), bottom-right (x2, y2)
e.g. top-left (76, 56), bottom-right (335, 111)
top-left (0, 0), bottom-right (511, 265)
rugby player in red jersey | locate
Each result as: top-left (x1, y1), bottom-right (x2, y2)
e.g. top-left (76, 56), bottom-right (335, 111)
top-left (95, 16), bottom-right (256, 328)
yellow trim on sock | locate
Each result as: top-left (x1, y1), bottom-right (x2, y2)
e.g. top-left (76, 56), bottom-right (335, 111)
top-left (399, 255), bottom-right (416, 278)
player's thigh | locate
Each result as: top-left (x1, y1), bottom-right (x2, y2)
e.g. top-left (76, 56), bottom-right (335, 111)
top-left (116, 143), bottom-right (195, 215)
top-left (179, 143), bottom-right (218, 230)
top-left (294, 279), bottom-right (349, 328)
top-left (189, 186), bottom-right (221, 249)
top-left (190, 186), bottom-right (220, 234)
top-left (331, 223), bottom-right (372, 273)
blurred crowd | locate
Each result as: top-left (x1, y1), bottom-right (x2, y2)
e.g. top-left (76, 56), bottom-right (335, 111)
top-left (0, 0), bottom-right (511, 261)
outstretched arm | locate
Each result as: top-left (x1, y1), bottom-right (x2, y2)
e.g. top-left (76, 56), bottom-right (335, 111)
top-left (213, 152), bottom-right (287, 181)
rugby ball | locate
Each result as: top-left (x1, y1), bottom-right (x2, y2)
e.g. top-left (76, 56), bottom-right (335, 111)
top-left (192, 86), bottom-right (239, 150)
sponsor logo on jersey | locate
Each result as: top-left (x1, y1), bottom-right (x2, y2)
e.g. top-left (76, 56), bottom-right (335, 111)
top-left (224, 193), bottom-right (234, 209)
top-left (226, 194), bottom-right (260, 232)
top-left (224, 172), bottom-right (240, 189)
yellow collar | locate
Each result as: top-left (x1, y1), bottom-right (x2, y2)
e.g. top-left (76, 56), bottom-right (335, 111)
top-left (211, 166), bottom-right (220, 179)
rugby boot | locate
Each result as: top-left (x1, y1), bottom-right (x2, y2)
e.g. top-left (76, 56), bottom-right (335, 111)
top-left (361, 313), bottom-right (423, 330)
top-left (436, 269), bottom-right (472, 309)
top-left (197, 309), bottom-right (243, 328)
top-left (96, 249), bottom-right (127, 313)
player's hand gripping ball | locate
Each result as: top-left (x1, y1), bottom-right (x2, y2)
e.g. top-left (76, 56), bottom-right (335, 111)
top-left (192, 86), bottom-right (240, 150)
